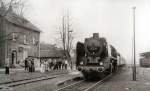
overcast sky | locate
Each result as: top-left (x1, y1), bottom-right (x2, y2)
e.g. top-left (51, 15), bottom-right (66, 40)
top-left (25, 0), bottom-right (150, 64)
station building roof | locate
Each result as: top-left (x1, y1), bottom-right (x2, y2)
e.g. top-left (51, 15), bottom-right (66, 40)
top-left (40, 50), bottom-right (65, 58)
top-left (0, 7), bottom-right (41, 32)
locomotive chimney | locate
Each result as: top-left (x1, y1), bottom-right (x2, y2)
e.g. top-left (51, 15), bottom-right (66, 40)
top-left (93, 33), bottom-right (99, 39)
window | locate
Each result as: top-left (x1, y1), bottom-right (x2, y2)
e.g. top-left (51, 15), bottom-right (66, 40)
top-left (12, 33), bottom-right (18, 41)
top-left (23, 35), bottom-right (27, 44)
top-left (32, 37), bottom-right (35, 44)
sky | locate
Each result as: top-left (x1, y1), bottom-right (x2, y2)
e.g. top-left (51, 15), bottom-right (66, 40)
top-left (24, 0), bottom-right (150, 64)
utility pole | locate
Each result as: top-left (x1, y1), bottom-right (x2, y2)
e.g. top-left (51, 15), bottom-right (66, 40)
top-left (132, 6), bottom-right (136, 81)
top-left (38, 39), bottom-right (40, 63)
top-left (68, 30), bottom-right (73, 69)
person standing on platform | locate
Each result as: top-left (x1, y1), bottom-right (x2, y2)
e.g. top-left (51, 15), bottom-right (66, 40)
top-left (48, 59), bottom-right (53, 70)
top-left (45, 60), bottom-right (48, 71)
top-left (64, 59), bottom-right (68, 70)
top-left (5, 58), bottom-right (10, 74)
top-left (40, 61), bottom-right (45, 73)
top-left (28, 59), bottom-right (32, 72)
top-left (31, 59), bottom-right (35, 72)
top-left (25, 58), bottom-right (28, 71)
top-left (53, 59), bottom-right (57, 70)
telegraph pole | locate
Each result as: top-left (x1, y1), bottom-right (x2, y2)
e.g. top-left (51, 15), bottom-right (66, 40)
top-left (68, 30), bottom-right (73, 69)
top-left (132, 6), bottom-right (136, 81)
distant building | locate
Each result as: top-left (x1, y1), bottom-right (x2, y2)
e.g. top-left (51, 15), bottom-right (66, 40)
top-left (140, 52), bottom-right (150, 67)
top-left (40, 50), bottom-right (65, 60)
top-left (140, 52), bottom-right (150, 58)
top-left (39, 44), bottom-right (65, 62)
top-left (0, 7), bottom-right (40, 67)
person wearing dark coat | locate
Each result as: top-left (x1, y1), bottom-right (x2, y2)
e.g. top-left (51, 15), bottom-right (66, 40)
top-left (31, 59), bottom-right (35, 72)
top-left (25, 58), bottom-right (28, 71)
top-left (5, 58), bottom-right (10, 74)
top-left (28, 59), bottom-right (32, 72)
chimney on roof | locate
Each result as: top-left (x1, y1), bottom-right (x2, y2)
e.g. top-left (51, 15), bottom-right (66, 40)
top-left (8, 5), bottom-right (13, 13)
top-left (0, 2), bottom-right (5, 11)
top-left (93, 33), bottom-right (99, 39)
top-left (0, 1), bottom-right (3, 7)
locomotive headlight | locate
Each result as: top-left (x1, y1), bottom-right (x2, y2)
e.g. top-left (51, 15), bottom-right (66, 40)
top-left (99, 62), bottom-right (103, 65)
top-left (80, 61), bottom-right (83, 65)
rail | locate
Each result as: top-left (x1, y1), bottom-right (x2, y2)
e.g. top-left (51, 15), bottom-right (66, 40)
top-left (56, 74), bottom-right (112, 91)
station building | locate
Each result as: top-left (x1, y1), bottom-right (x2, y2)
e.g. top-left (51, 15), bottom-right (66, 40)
top-left (140, 52), bottom-right (150, 67)
top-left (0, 7), bottom-right (40, 67)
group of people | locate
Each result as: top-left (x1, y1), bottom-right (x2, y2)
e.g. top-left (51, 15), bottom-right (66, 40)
top-left (24, 58), bottom-right (69, 73)
top-left (40, 59), bottom-right (69, 73)
top-left (24, 57), bottom-right (35, 72)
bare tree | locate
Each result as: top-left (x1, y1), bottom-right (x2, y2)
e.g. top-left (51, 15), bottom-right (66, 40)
top-left (58, 12), bottom-right (74, 68)
top-left (0, 0), bottom-right (27, 17)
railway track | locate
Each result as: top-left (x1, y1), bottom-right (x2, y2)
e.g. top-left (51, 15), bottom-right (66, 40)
top-left (0, 73), bottom-right (67, 89)
top-left (56, 74), bottom-right (112, 91)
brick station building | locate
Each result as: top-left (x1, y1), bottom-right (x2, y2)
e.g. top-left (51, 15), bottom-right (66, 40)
top-left (0, 8), bottom-right (40, 67)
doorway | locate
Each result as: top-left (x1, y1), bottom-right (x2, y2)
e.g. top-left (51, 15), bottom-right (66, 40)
top-left (12, 50), bottom-right (17, 65)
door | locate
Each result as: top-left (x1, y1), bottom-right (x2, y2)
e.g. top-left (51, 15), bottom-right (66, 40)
top-left (12, 50), bottom-right (17, 65)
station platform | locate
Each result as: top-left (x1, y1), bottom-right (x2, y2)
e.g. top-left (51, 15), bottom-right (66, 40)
top-left (0, 69), bottom-right (81, 91)
top-left (93, 66), bottom-right (150, 91)
top-left (0, 68), bottom-right (68, 85)
top-left (2, 66), bottom-right (150, 91)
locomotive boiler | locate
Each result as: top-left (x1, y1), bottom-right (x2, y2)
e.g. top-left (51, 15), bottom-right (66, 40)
top-left (76, 33), bottom-right (125, 80)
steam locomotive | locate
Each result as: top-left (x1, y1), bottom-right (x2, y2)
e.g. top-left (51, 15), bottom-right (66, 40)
top-left (76, 33), bottom-right (125, 80)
